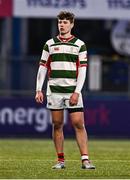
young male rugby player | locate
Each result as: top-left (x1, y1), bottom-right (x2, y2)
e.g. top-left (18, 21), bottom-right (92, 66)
top-left (35, 11), bottom-right (95, 170)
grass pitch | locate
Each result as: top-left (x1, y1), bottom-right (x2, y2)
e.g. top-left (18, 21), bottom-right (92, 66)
top-left (0, 138), bottom-right (130, 179)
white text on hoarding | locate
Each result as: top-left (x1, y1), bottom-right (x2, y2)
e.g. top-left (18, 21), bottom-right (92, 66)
top-left (27, 0), bottom-right (87, 8)
top-left (0, 107), bottom-right (49, 132)
top-left (108, 0), bottom-right (130, 9)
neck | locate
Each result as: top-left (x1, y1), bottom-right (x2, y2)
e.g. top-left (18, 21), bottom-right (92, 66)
top-left (59, 32), bottom-right (71, 39)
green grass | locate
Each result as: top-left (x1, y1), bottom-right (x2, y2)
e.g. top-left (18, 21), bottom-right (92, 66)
top-left (0, 139), bottom-right (130, 179)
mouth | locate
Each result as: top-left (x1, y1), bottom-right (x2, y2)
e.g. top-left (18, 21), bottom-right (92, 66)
top-left (60, 28), bottom-right (64, 31)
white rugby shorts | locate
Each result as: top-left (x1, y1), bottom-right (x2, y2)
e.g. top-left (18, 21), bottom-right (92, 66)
top-left (47, 93), bottom-right (83, 110)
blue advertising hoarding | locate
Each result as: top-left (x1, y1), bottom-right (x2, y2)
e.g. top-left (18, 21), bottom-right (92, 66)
top-left (0, 97), bottom-right (130, 137)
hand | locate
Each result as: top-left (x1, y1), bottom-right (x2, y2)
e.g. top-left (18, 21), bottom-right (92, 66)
top-left (35, 91), bottom-right (44, 104)
top-left (69, 92), bottom-right (79, 106)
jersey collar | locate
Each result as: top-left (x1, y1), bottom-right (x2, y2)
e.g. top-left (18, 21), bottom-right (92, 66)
top-left (57, 35), bottom-right (75, 42)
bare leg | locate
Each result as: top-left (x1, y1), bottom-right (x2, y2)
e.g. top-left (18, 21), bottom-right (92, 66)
top-left (70, 111), bottom-right (89, 155)
top-left (51, 110), bottom-right (64, 154)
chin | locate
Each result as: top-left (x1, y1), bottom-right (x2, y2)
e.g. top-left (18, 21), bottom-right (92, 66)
top-left (60, 31), bottom-right (65, 34)
top-left (60, 32), bottom-right (67, 35)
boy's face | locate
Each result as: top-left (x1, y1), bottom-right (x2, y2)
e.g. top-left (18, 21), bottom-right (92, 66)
top-left (58, 19), bottom-right (74, 35)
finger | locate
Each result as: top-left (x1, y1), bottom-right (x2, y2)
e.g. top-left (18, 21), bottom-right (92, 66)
top-left (36, 98), bottom-right (40, 103)
top-left (35, 97), bottom-right (41, 103)
top-left (69, 101), bottom-right (75, 106)
top-left (70, 101), bottom-right (78, 106)
top-left (38, 96), bottom-right (43, 103)
top-left (40, 95), bottom-right (43, 101)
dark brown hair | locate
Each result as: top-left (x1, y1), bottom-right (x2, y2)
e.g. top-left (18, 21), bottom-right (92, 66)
top-left (57, 11), bottom-right (75, 23)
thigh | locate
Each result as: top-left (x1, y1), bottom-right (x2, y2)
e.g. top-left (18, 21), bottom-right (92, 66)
top-left (70, 111), bottom-right (85, 126)
top-left (51, 110), bottom-right (64, 124)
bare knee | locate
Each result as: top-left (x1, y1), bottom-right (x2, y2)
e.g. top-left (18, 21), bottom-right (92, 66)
top-left (72, 120), bottom-right (85, 130)
top-left (51, 110), bottom-right (64, 131)
top-left (53, 120), bottom-right (63, 130)
top-left (70, 111), bottom-right (85, 130)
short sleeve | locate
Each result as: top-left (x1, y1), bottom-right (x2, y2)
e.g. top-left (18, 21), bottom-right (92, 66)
top-left (39, 43), bottom-right (50, 67)
top-left (78, 43), bottom-right (87, 67)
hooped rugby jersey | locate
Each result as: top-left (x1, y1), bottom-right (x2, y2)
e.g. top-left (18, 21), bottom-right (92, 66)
top-left (39, 35), bottom-right (87, 94)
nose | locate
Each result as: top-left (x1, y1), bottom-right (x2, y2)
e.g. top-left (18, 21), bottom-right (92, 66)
top-left (60, 24), bottom-right (63, 27)
top-left (59, 22), bottom-right (64, 26)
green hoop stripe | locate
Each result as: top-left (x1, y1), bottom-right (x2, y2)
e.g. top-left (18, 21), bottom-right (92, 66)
top-left (51, 53), bottom-right (78, 62)
top-left (79, 44), bottom-right (87, 52)
top-left (43, 44), bottom-right (49, 52)
top-left (80, 61), bottom-right (87, 64)
top-left (50, 70), bottom-right (77, 79)
top-left (50, 85), bottom-right (76, 93)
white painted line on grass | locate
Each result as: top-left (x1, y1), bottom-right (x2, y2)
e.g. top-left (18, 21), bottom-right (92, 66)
top-left (0, 159), bottom-right (130, 162)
